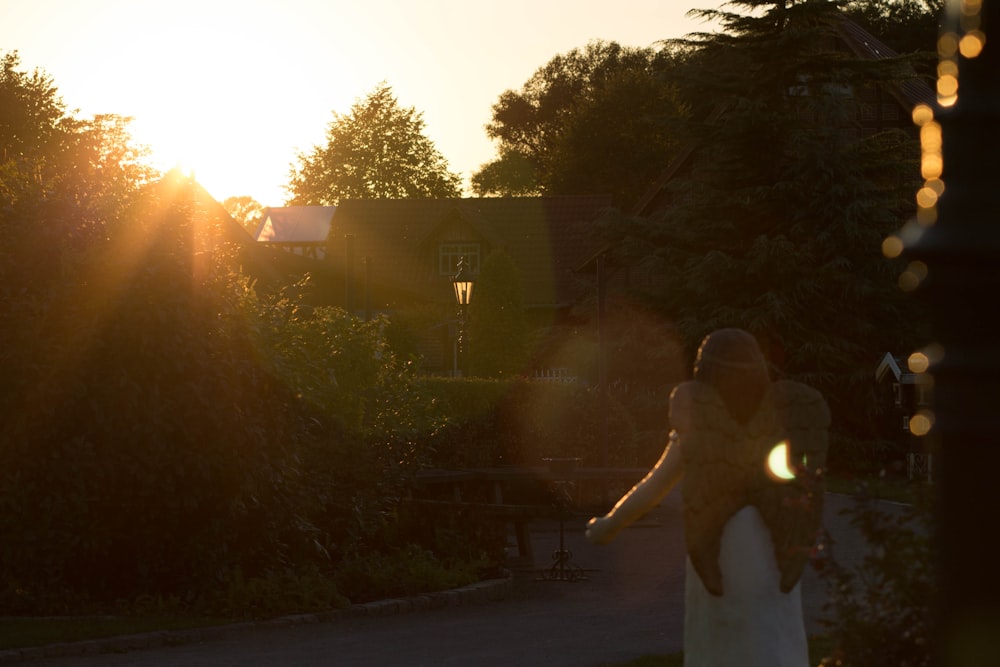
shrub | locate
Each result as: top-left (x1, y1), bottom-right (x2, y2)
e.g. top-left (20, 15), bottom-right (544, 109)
top-left (417, 377), bottom-right (637, 469)
top-left (815, 481), bottom-right (934, 666)
top-left (334, 543), bottom-right (486, 603)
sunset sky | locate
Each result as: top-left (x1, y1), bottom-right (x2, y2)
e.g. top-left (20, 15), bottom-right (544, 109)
top-left (1, 1), bottom-right (709, 205)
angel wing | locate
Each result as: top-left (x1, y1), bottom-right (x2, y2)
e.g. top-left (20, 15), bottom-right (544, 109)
top-left (672, 381), bottom-right (782, 596)
top-left (756, 380), bottom-right (831, 593)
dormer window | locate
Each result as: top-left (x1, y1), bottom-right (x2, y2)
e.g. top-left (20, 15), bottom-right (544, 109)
top-left (439, 243), bottom-right (480, 275)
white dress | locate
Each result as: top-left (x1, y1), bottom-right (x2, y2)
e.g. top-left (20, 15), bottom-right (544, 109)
top-left (683, 505), bottom-right (808, 667)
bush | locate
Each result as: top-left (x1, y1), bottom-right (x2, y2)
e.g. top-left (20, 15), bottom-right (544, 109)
top-left (417, 377), bottom-right (638, 469)
top-left (0, 176), bottom-right (446, 612)
top-left (814, 481), bottom-right (934, 666)
top-left (0, 186), bottom-right (306, 604)
top-left (334, 544), bottom-right (486, 603)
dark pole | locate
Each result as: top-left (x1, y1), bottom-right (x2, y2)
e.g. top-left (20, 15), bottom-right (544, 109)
top-left (597, 252), bottom-right (609, 503)
top-left (344, 234), bottom-right (354, 313)
top-left (363, 256), bottom-right (371, 322)
top-left (459, 302), bottom-right (468, 378)
top-left (906, 2), bottom-right (1000, 663)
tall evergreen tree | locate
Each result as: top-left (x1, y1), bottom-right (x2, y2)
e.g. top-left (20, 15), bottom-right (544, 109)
top-left (608, 0), bottom-right (929, 439)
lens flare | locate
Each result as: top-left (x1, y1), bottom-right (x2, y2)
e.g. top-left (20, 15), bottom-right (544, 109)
top-left (767, 441), bottom-right (796, 481)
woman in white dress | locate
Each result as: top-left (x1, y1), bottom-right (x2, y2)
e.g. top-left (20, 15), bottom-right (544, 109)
top-left (586, 329), bottom-right (829, 667)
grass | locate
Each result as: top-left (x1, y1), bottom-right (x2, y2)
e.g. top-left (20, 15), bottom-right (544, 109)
top-left (0, 615), bottom-right (230, 651)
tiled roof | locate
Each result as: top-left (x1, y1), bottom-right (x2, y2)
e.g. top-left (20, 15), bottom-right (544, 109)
top-left (327, 196), bottom-right (613, 308)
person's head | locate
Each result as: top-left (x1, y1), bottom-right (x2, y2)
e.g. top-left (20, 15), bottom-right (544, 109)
top-left (693, 328), bottom-right (770, 424)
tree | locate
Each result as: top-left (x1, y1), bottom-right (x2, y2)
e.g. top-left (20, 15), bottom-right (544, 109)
top-left (0, 53), bottom-right (156, 305)
top-left (602, 0), bottom-right (929, 441)
top-left (0, 51), bottom-right (69, 209)
top-left (467, 249), bottom-right (530, 377)
top-left (286, 83), bottom-right (462, 205)
top-left (223, 195), bottom-right (264, 235)
top-left (473, 41), bottom-right (688, 208)
top-left (844, 0), bottom-right (943, 58)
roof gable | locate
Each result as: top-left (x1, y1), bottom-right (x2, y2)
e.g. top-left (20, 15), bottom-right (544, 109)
top-left (255, 206), bottom-right (336, 243)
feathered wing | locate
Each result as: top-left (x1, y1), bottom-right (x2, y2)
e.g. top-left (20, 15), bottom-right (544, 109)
top-left (756, 380), bottom-right (831, 593)
top-left (673, 381), bottom-right (780, 596)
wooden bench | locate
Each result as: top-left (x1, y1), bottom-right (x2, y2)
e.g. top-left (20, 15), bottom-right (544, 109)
top-left (407, 467), bottom-right (648, 563)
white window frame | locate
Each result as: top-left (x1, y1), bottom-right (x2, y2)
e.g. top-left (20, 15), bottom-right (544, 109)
top-left (439, 243), bottom-right (480, 276)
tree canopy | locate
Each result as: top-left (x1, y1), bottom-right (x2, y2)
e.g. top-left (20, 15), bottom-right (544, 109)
top-left (599, 0), bottom-right (929, 439)
top-left (286, 83), bottom-right (462, 205)
top-left (222, 195), bottom-right (264, 235)
top-left (844, 0), bottom-right (943, 57)
top-left (473, 41), bottom-right (688, 208)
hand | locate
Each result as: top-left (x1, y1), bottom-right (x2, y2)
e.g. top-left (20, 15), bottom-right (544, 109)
top-left (585, 516), bottom-right (614, 545)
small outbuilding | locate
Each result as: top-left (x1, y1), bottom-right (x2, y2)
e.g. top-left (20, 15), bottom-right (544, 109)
top-left (874, 352), bottom-right (934, 481)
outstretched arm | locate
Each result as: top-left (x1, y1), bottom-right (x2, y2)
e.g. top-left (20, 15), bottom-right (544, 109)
top-left (586, 433), bottom-right (683, 545)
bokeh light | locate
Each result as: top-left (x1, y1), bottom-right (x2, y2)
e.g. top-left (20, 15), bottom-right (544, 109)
top-left (960, 31), bottom-right (986, 58)
top-left (899, 260), bottom-right (928, 292)
top-left (908, 351), bottom-right (930, 374)
top-left (882, 235), bottom-right (904, 259)
top-left (909, 410), bottom-right (934, 437)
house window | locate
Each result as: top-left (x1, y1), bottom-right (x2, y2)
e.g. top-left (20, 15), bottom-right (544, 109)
top-left (439, 244), bottom-right (480, 275)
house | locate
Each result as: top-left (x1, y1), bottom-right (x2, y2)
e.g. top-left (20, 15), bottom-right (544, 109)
top-left (323, 196), bottom-right (614, 373)
top-left (324, 196), bottom-right (612, 311)
top-left (254, 206), bottom-right (336, 260)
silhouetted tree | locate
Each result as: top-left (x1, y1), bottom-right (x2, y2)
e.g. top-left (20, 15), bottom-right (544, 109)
top-left (474, 41), bottom-right (688, 208)
top-left (287, 83), bottom-right (462, 205)
top-left (223, 195), bottom-right (264, 235)
top-left (601, 0), bottom-right (929, 440)
top-left (844, 0), bottom-right (943, 66)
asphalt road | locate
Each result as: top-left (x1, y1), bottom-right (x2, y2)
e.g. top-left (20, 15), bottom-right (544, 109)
top-left (15, 490), bottom-right (890, 667)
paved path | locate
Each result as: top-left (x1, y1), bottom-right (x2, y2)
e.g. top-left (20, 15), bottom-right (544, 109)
top-left (13, 491), bottom-right (889, 667)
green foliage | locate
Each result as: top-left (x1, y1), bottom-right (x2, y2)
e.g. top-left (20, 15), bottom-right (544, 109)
top-left (601, 0), bottom-right (930, 440)
top-left (844, 0), bottom-right (942, 76)
top-left (222, 195), bottom-right (264, 235)
top-left (286, 82), bottom-right (462, 205)
top-left (0, 165), bottom-right (443, 612)
top-left (470, 150), bottom-right (540, 197)
top-left (467, 249), bottom-right (530, 378)
top-left (0, 177), bottom-right (305, 605)
top-left (217, 566), bottom-right (348, 620)
top-left (333, 544), bottom-right (483, 604)
top-left (826, 434), bottom-right (906, 477)
top-left (815, 484), bottom-right (934, 666)
top-left (418, 377), bottom-right (637, 469)
top-left (475, 40), bottom-right (687, 207)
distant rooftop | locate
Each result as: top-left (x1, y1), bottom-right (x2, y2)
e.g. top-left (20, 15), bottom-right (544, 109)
top-left (254, 206), bottom-right (336, 243)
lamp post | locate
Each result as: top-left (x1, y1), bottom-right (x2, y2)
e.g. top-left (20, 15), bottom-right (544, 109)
top-left (452, 257), bottom-right (475, 377)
